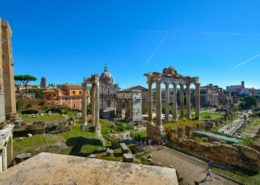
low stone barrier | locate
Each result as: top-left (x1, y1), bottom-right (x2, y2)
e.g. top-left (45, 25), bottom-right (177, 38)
top-left (169, 138), bottom-right (260, 173)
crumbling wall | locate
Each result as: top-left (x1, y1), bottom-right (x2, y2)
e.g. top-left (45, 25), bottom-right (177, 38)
top-left (169, 138), bottom-right (260, 173)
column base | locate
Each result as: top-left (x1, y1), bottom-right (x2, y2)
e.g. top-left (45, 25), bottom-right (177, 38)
top-left (147, 123), bottom-right (166, 142)
top-left (81, 123), bottom-right (89, 131)
top-left (95, 128), bottom-right (106, 146)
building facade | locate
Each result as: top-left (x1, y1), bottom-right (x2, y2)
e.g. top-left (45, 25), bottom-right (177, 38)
top-left (42, 84), bottom-right (90, 110)
top-left (200, 84), bottom-right (221, 107)
top-left (117, 90), bottom-right (142, 122)
top-left (123, 86), bottom-right (148, 113)
top-left (99, 65), bottom-right (120, 110)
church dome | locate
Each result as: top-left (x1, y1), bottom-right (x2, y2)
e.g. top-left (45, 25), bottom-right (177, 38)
top-left (100, 65), bottom-right (113, 84)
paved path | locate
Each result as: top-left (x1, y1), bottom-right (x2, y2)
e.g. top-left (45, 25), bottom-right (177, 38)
top-left (218, 111), bottom-right (250, 135)
top-left (151, 147), bottom-right (239, 185)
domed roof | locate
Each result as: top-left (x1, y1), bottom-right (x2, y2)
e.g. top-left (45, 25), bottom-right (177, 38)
top-left (100, 65), bottom-right (113, 84)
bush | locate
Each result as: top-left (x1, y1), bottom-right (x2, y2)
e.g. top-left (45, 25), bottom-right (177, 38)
top-left (25, 125), bottom-right (36, 131)
top-left (16, 101), bottom-right (25, 112)
top-left (239, 137), bottom-right (254, 146)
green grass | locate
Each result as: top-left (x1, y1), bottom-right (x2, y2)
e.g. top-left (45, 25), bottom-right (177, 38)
top-left (239, 136), bottom-right (254, 146)
top-left (212, 167), bottom-right (260, 185)
top-left (163, 119), bottom-right (202, 131)
top-left (19, 113), bottom-right (66, 123)
top-left (14, 125), bottom-right (103, 157)
top-left (200, 112), bottom-right (224, 121)
top-left (14, 134), bottom-right (60, 156)
top-left (132, 131), bottom-right (147, 140)
top-left (100, 119), bottom-right (134, 135)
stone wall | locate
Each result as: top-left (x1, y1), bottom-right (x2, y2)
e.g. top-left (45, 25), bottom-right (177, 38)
top-left (169, 138), bottom-right (260, 173)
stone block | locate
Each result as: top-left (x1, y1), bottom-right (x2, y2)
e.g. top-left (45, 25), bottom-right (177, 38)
top-left (120, 143), bottom-right (130, 154)
top-left (123, 153), bottom-right (134, 163)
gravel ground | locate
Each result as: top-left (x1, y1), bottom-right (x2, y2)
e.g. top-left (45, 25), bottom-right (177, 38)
top-left (152, 146), bottom-right (239, 185)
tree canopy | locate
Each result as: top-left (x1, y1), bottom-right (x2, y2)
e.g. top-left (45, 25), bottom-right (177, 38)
top-left (14, 75), bottom-right (37, 92)
top-left (240, 95), bottom-right (259, 109)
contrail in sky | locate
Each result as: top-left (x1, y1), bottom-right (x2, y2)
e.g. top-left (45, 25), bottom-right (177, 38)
top-left (142, 37), bottom-right (167, 67)
top-left (232, 52), bottom-right (260, 70)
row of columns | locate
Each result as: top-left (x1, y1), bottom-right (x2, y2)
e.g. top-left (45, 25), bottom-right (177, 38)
top-left (148, 80), bottom-right (200, 127)
top-left (82, 74), bottom-right (100, 131)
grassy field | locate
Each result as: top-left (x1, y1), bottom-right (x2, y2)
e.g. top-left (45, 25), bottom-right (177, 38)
top-left (163, 112), bottom-right (224, 131)
top-left (100, 119), bottom-right (134, 135)
top-left (163, 119), bottom-right (202, 131)
top-left (212, 167), bottom-right (260, 185)
top-left (19, 113), bottom-right (66, 123)
top-left (14, 125), bottom-right (103, 157)
top-left (200, 112), bottom-right (224, 121)
top-left (241, 117), bottom-right (260, 137)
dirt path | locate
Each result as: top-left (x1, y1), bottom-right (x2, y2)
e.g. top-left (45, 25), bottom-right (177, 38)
top-left (152, 147), bottom-right (239, 185)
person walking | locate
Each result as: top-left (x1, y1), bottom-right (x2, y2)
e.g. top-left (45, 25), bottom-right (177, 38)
top-left (205, 166), bottom-right (213, 181)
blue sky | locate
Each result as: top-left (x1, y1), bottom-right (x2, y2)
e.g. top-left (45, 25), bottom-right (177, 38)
top-left (1, 0), bottom-right (260, 89)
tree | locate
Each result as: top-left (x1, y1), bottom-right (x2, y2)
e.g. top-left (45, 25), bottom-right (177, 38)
top-left (14, 75), bottom-right (37, 92)
top-left (240, 95), bottom-right (258, 109)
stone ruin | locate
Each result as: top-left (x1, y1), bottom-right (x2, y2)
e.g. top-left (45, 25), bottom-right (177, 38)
top-left (145, 67), bottom-right (200, 141)
top-left (82, 74), bottom-right (105, 145)
top-left (0, 124), bottom-right (14, 172)
top-left (0, 18), bottom-right (17, 122)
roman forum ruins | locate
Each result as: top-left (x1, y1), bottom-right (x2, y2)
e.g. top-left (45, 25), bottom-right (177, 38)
top-left (82, 74), bottom-right (105, 144)
top-left (145, 67), bottom-right (200, 140)
top-left (0, 18), bottom-right (16, 121)
top-left (0, 19), bottom-right (16, 171)
top-left (82, 74), bottom-right (100, 130)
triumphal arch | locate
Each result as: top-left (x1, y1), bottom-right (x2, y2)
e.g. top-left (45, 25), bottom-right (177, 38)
top-left (145, 67), bottom-right (200, 141)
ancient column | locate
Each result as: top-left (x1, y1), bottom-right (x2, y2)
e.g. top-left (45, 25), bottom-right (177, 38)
top-left (165, 82), bottom-right (169, 121)
top-left (195, 83), bottom-right (200, 120)
top-left (179, 84), bottom-right (184, 119)
top-left (156, 80), bottom-right (162, 126)
top-left (91, 85), bottom-right (95, 126)
top-left (94, 75), bottom-right (100, 131)
top-left (173, 83), bottom-right (178, 120)
top-left (7, 135), bottom-right (13, 167)
top-left (0, 19), bottom-right (6, 124)
top-left (148, 79), bottom-right (153, 124)
top-left (82, 83), bottom-right (87, 126)
top-left (186, 83), bottom-right (191, 119)
top-left (2, 146), bottom-right (7, 171)
top-left (1, 21), bottom-right (16, 118)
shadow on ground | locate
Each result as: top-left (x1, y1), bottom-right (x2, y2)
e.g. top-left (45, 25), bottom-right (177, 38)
top-left (66, 136), bottom-right (104, 157)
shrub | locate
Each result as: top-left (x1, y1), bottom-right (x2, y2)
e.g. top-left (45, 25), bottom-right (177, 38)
top-left (239, 137), bottom-right (254, 146)
top-left (25, 125), bottom-right (36, 131)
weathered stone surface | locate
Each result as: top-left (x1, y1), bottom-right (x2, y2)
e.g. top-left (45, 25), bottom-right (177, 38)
top-left (120, 143), bottom-right (130, 154)
top-left (15, 153), bottom-right (32, 163)
top-left (170, 138), bottom-right (260, 173)
top-left (1, 21), bottom-right (16, 119)
top-left (123, 153), bottom-right (134, 163)
top-left (0, 153), bottom-right (179, 185)
top-left (147, 123), bottom-right (166, 142)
